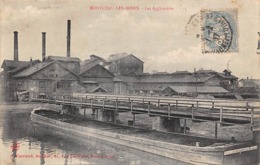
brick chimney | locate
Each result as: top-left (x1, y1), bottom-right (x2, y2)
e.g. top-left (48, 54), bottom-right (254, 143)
top-left (42, 32), bottom-right (46, 61)
top-left (14, 31), bottom-right (18, 61)
top-left (67, 20), bottom-right (71, 57)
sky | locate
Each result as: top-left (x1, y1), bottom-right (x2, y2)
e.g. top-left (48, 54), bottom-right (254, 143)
top-left (0, 0), bottom-right (259, 79)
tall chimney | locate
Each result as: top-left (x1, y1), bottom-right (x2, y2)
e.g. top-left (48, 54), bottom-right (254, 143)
top-left (67, 20), bottom-right (71, 57)
top-left (14, 31), bottom-right (18, 61)
top-left (42, 32), bottom-right (46, 61)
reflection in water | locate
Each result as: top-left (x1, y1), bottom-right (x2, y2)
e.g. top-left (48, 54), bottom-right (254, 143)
top-left (11, 139), bottom-right (17, 163)
top-left (0, 105), bottom-right (188, 165)
top-left (40, 142), bottom-right (45, 165)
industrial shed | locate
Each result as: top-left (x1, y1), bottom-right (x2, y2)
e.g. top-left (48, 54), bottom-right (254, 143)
top-left (161, 86), bottom-right (229, 96)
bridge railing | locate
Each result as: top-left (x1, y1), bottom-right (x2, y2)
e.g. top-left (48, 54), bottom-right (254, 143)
top-left (31, 93), bottom-right (260, 126)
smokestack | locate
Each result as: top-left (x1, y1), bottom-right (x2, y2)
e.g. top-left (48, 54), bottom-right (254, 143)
top-left (14, 31), bottom-right (18, 61)
top-left (42, 32), bottom-right (46, 61)
top-left (67, 20), bottom-right (71, 57)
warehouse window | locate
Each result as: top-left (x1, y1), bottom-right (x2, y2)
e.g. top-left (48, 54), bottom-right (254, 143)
top-left (39, 81), bottom-right (46, 88)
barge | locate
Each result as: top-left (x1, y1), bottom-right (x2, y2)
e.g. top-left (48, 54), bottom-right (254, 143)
top-left (31, 108), bottom-right (258, 165)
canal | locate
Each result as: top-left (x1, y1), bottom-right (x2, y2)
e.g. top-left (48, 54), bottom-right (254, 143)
top-left (0, 103), bottom-right (188, 165)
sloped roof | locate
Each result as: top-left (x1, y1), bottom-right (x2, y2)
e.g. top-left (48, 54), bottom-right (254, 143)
top-left (8, 60), bottom-right (41, 74)
top-left (118, 74), bottom-right (214, 84)
top-left (79, 64), bottom-right (114, 77)
top-left (107, 53), bottom-right (143, 63)
top-left (239, 79), bottom-right (260, 85)
top-left (1, 60), bottom-right (29, 69)
top-left (47, 56), bottom-right (81, 62)
top-left (236, 87), bottom-right (258, 94)
top-left (80, 62), bottom-right (99, 74)
top-left (164, 86), bottom-right (229, 94)
top-left (13, 62), bottom-right (51, 78)
top-left (13, 61), bottom-right (80, 78)
top-left (216, 73), bottom-right (238, 79)
top-left (138, 75), bottom-right (209, 83)
top-left (81, 55), bottom-right (107, 66)
top-left (194, 69), bottom-right (217, 74)
top-left (88, 86), bottom-right (108, 93)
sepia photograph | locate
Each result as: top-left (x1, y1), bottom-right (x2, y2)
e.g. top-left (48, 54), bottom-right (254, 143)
top-left (0, 0), bottom-right (260, 164)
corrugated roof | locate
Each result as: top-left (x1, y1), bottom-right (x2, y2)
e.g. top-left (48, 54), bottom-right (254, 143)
top-left (165, 86), bottom-right (229, 94)
top-left (47, 56), bottom-right (81, 62)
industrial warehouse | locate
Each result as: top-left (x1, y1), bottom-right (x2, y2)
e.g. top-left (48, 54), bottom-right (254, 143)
top-left (0, 20), bottom-right (259, 101)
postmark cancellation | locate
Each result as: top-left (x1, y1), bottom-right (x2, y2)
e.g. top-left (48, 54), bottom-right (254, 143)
top-left (201, 9), bottom-right (238, 53)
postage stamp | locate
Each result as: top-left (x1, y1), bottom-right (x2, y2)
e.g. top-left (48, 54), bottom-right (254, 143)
top-left (201, 9), bottom-right (238, 53)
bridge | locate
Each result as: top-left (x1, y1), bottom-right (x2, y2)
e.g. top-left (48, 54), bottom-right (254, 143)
top-left (31, 93), bottom-right (260, 136)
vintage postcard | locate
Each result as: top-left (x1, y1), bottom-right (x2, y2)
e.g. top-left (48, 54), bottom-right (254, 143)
top-left (0, 0), bottom-right (260, 165)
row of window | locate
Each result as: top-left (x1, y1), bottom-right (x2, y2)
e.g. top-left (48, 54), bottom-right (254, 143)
top-left (39, 81), bottom-right (71, 90)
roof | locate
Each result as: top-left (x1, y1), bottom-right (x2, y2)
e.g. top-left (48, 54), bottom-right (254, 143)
top-left (88, 86), bottom-right (108, 93)
top-left (1, 60), bottom-right (29, 69)
top-left (194, 69), bottom-right (217, 74)
top-left (239, 79), bottom-right (260, 87)
top-left (46, 56), bottom-right (81, 62)
top-left (172, 71), bottom-right (191, 75)
top-left (13, 62), bottom-right (53, 78)
top-left (13, 61), bottom-right (80, 78)
top-left (8, 60), bottom-right (41, 74)
top-left (151, 72), bottom-right (169, 75)
top-left (80, 62), bottom-right (99, 74)
top-left (81, 55), bottom-right (107, 66)
top-left (79, 64), bottom-right (114, 77)
top-left (216, 73), bottom-right (238, 79)
top-left (239, 79), bottom-right (260, 84)
top-left (107, 53), bottom-right (143, 63)
top-left (118, 74), bottom-right (215, 84)
top-left (163, 86), bottom-right (229, 94)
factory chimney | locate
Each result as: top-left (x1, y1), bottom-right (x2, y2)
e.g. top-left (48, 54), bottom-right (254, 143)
top-left (67, 20), bottom-right (71, 57)
top-left (14, 31), bottom-right (19, 61)
top-left (42, 32), bottom-right (46, 61)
